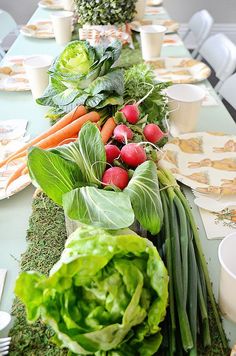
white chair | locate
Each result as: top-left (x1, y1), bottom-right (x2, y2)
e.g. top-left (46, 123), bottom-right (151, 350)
top-left (183, 10), bottom-right (214, 58)
top-left (218, 73), bottom-right (236, 110)
top-left (0, 9), bottom-right (18, 60)
top-left (198, 33), bottom-right (236, 92)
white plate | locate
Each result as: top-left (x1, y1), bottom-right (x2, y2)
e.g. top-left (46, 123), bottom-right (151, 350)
top-left (146, 57), bottom-right (211, 84)
top-left (163, 34), bottom-right (183, 47)
top-left (145, 6), bottom-right (165, 15)
top-left (20, 20), bottom-right (54, 38)
top-left (0, 56), bottom-right (30, 91)
top-left (130, 19), bottom-right (179, 34)
top-left (146, 0), bottom-right (163, 6)
top-left (38, 0), bottom-right (64, 10)
top-left (159, 132), bottom-right (236, 197)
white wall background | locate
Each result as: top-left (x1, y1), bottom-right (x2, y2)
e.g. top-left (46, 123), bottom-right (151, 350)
top-left (0, 0), bottom-right (38, 24)
top-left (164, 0), bottom-right (236, 23)
top-left (0, 0), bottom-right (236, 25)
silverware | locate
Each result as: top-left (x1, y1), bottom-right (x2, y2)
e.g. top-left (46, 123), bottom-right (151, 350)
top-left (0, 337), bottom-right (11, 355)
top-left (0, 270), bottom-right (7, 304)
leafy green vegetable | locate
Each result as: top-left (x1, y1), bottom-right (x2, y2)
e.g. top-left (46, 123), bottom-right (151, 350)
top-left (124, 63), bottom-right (170, 124)
top-left (54, 40), bottom-right (95, 76)
top-left (15, 225), bottom-right (168, 355)
top-left (63, 186), bottom-right (134, 229)
top-left (125, 161), bottom-right (163, 235)
top-left (28, 123), bottom-right (163, 233)
top-left (51, 123), bottom-right (106, 186)
top-left (28, 148), bottom-right (82, 205)
top-left (37, 40), bottom-right (124, 115)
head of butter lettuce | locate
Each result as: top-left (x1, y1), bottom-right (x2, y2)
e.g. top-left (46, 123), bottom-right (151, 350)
top-left (15, 225), bottom-right (168, 355)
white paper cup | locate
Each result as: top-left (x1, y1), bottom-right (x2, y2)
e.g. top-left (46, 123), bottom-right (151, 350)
top-left (51, 11), bottom-right (73, 46)
top-left (165, 84), bottom-right (205, 134)
top-left (62, 0), bottom-right (75, 11)
top-left (24, 55), bottom-right (53, 99)
top-left (218, 232), bottom-right (236, 323)
top-left (135, 0), bottom-right (147, 20)
top-left (140, 25), bottom-right (166, 60)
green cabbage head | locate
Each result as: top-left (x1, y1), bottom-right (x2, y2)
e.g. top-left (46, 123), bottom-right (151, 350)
top-left (15, 226), bottom-right (168, 355)
top-left (54, 40), bottom-right (96, 76)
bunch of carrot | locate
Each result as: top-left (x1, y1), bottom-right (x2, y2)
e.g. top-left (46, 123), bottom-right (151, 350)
top-left (0, 106), bottom-right (106, 189)
top-left (2, 105), bottom-right (118, 191)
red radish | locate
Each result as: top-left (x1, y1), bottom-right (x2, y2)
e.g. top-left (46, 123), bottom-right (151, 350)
top-left (102, 167), bottom-right (129, 190)
top-left (113, 124), bottom-right (133, 143)
top-left (120, 105), bottom-right (140, 124)
top-left (105, 145), bottom-right (120, 164)
top-left (143, 124), bottom-right (167, 143)
top-left (120, 143), bottom-right (147, 168)
top-left (120, 83), bottom-right (154, 124)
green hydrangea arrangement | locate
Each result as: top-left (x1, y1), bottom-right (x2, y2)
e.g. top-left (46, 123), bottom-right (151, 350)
top-left (74, 0), bottom-right (137, 25)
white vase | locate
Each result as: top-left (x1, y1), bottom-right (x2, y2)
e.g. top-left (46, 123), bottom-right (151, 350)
top-left (135, 0), bottom-right (147, 21)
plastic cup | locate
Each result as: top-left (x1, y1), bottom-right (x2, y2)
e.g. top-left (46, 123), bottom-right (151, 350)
top-left (165, 84), bottom-right (205, 134)
top-left (51, 11), bottom-right (73, 46)
top-left (62, 0), bottom-right (75, 11)
top-left (135, 0), bottom-right (147, 20)
top-left (140, 25), bottom-right (166, 60)
top-left (24, 55), bottom-right (53, 99)
top-left (218, 232), bottom-right (236, 323)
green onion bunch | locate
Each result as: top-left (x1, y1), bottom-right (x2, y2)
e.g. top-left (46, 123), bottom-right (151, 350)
top-left (157, 169), bottom-right (228, 355)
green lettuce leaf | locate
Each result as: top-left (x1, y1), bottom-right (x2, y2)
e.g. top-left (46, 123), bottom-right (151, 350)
top-left (63, 186), bottom-right (134, 230)
top-left (28, 147), bottom-right (82, 205)
top-left (125, 161), bottom-right (163, 235)
top-left (15, 225), bottom-right (168, 355)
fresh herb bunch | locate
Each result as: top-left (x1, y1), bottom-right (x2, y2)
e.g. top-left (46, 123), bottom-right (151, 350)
top-left (74, 0), bottom-right (137, 25)
top-left (124, 63), bottom-right (170, 124)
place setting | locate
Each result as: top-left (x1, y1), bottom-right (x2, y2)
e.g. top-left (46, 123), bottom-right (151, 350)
top-left (146, 0), bottom-right (163, 6)
top-left (138, 24), bottom-right (211, 83)
top-left (156, 82), bottom-right (236, 239)
top-left (130, 18), bottom-right (180, 34)
top-left (38, 0), bottom-right (74, 10)
top-left (20, 20), bottom-right (54, 38)
top-left (0, 56), bottom-right (30, 91)
top-left (38, 0), bottom-right (64, 10)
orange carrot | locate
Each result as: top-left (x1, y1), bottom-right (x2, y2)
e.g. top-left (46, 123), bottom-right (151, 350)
top-left (100, 117), bottom-right (116, 144)
top-left (5, 162), bottom-right (27, 190)
top-left (29, 111), bottom-right (100, 150)
top-left (6, 112), bottom-right (100, 189)
top-left (5, 111), bottom-right (100, 165)
top-left (0, 105), bottom-right (87, 168)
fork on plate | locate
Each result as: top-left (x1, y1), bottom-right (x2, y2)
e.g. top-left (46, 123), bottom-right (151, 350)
top-left (0, 337), bottom-right (11, 355)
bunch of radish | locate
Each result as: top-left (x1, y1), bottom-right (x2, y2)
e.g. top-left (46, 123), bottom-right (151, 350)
top-left (101, 99), bottom-right (168, 190)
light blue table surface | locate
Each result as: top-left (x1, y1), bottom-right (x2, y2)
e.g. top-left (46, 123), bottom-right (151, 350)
top-left (0, 5), bottom-right (236, 349)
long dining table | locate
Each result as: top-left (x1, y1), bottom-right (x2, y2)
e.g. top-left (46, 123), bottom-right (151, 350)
top-left (0, 3), bottom-right (236, 349)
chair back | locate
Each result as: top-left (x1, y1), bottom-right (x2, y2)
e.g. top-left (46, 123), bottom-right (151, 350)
top-left (188, 9), bottom-right (214, 48)
top-left (219, 73), bottom-right (236, 110)
top-left (199, 33), bottom-right (236, 91)
top-left (0, 9), bottom-right (17, 42)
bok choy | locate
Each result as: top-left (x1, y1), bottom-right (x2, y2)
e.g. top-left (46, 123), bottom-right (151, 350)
top-left (28, 122), bottom-right (163, 234)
